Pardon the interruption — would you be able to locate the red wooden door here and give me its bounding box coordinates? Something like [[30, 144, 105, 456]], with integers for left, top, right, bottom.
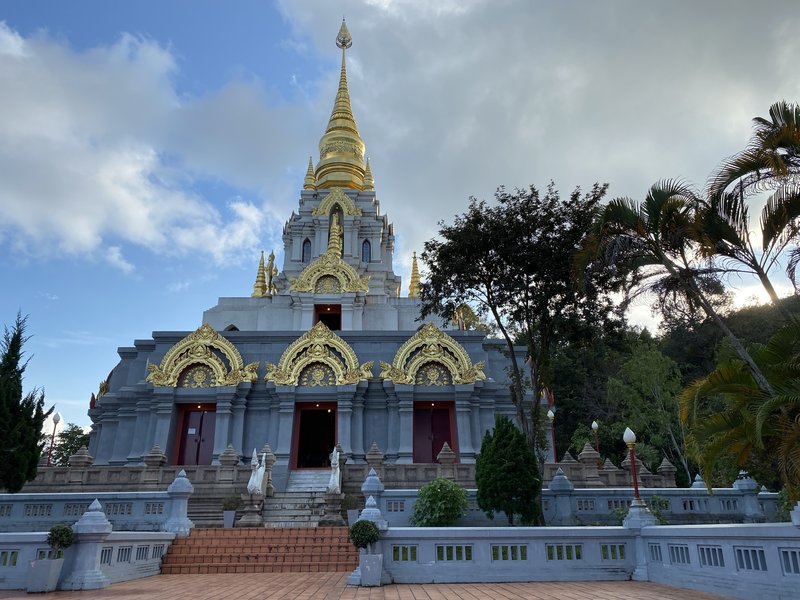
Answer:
[[413, 403, 454, 463], [177, 407, 216, 465]]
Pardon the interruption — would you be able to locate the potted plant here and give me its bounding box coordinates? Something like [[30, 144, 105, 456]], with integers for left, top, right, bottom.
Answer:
[[221, 495, 241, 528], [27, 524, 75, 592], [349, 519, 382, 587]]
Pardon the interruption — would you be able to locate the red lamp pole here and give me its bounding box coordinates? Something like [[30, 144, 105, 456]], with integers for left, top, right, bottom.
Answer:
[[623, 427, 642, 504]]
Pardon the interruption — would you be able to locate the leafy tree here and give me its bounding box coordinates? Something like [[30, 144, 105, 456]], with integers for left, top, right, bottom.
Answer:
[[680, 320, 800, 498], [409, 477, 468, 527], [475, 416, 539, 525], [420, 183, 620, 524], [51, 423, 89, 467], [708, 100, 800, 294], [583, 180, 772, 395], [0, 314, 50, 492]]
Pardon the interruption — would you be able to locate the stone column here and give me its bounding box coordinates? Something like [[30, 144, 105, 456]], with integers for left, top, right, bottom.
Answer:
[[395, 387, 414, 464], [151, 389, 175, 458], [350, 386, 366, 463], [548, 468, 575, 526], [733, 471, 764, 522], [230, 383, 250, 456], [384, 385, 400, 462], [60, 499, 112, 590], [164, 469, 194, 536], [337, 392, 354, 456], [211, 388, 236, 464], [623, 503, 657, 581], [126, 398, 154, 464], [454, 385, 476, 462]]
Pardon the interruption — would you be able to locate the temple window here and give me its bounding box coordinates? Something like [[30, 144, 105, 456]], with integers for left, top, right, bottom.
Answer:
[[302, 238, 312, 263], [361, 240, 371, 263]]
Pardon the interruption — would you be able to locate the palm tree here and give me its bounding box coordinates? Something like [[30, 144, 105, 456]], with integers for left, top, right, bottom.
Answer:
[[707, 101, 800, 295], [679, 320, 800, 498], [583, 179, 773, 394]]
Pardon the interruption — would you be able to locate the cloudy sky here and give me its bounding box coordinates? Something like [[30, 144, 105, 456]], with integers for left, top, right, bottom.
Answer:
[[1, 0, 798, 431]]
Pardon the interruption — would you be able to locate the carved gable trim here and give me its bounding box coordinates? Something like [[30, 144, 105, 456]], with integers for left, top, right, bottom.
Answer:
[[311, 187, 362, 217], [264, 321, 373, 386], [379, 322, 486, 385], [288, 250, 370, 293], [146, 323, 259, 387]]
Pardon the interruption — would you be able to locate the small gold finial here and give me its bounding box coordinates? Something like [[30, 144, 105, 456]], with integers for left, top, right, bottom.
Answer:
[[327, 213, 344, 256], [303, 156, 316, 190], [336, 18, 352, 49], [252, 251, 267, 297], [266, 250, 277, 296], [409, 252, 421, 298], [363, 158, 374, 191]]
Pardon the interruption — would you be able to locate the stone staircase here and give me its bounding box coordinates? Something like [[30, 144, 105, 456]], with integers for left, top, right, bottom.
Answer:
[[161, 526, 358, 574], [286, 469, 330, 492]]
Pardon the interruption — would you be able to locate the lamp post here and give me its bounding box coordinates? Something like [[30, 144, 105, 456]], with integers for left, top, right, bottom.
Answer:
[[591, 420, 599, 453], [547, 408, 557, 462], [47, 411, 61, 467], [623, 426, 644, 506]]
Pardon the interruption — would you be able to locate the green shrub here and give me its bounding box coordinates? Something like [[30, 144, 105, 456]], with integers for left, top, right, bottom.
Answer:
[[46, 524, 74, 556], [410, 477, 467, 527], [342, 494, 361, 510], [349, 519, 381, 550], [221, 495, 241, 511]]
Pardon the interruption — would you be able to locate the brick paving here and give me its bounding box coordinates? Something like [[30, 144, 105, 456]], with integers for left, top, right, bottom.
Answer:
[[0, 572, 735, 599]]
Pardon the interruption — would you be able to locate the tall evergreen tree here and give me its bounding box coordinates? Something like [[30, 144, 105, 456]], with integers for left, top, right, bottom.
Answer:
[[475, 416, 539, 526], [0, 314, 50, 492]]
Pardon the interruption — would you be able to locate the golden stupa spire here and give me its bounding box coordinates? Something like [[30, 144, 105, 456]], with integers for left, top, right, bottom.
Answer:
[[327, 213, 344, 256], [363, 157, 374, 191], [252, 251, 267, 297], [314, 19, 366, 190], [303, 156, 316, 190], [409, 252, 421, 298]]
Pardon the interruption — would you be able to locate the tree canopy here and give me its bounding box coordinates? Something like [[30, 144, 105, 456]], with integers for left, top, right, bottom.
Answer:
[[0, 314, 50, 492]]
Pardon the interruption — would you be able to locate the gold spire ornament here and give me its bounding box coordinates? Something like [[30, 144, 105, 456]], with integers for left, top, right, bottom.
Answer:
[[409, 251, 421, 297], [252, 251, 267, 297], [363, 158, 374, 191], [303, 156, 316, 190], [266, 250, 277, 296], [314, 19, 367, 190], [328, 213, 344, 256]]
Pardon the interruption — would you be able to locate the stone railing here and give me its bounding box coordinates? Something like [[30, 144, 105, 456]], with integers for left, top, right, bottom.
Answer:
[[0, 470, 194, 534], [361, 476, 779, 528], [0, 501, 176, 591]]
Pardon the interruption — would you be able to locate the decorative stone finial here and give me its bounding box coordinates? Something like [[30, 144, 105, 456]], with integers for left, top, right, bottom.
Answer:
[[327, 213, 344, 256], [436, 442, 456, 465], [143, 444, 166, 468], [219, 444, 241, 467], [363, 158, 374, 191], [365, 442, 384, 469], [68, 445, 94, 468]]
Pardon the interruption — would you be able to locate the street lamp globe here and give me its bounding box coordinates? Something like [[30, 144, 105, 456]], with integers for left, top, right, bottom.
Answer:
[[623, 427, 636, 445]]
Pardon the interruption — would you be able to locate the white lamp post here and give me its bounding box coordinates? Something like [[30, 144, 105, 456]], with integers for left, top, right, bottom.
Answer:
[[547, 408, 557, 462], [623, 426, 644, 505], [47, 411, 61, 466]]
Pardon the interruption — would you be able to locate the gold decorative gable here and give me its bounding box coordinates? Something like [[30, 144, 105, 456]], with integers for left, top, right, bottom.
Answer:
[[289, 248, 369, 293], [146, 323, 259, 387], [264, 321, 373, 386], [379, 322, 486, 385], [311, 188, 362, 217]]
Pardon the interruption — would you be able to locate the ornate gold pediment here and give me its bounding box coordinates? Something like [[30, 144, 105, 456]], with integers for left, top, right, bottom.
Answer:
[[264, 321, 373, 386], [311, 187, 362, 217], [379, 322, 486, 385], [289, 248, 369, 293], [146, 323, 259, 387]]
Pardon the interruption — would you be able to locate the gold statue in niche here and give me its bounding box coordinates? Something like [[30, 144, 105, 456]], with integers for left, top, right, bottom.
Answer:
[[328, 212, 344, 257], [415, 362, 452, 386]]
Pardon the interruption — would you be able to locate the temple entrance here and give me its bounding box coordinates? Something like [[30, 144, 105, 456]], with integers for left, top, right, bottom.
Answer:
[[176, 403, 216, 465], [413, 401, 456, 463], [293, 403, 337, 468], [314, 304, 341, 330]]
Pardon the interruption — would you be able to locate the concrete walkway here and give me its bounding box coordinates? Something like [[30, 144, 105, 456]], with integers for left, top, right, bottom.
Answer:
[[0, 572, 735, 599]]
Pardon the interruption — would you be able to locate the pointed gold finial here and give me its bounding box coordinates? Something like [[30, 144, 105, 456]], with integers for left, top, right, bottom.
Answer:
[[303, 156, 316, 190], [252, 251, 267, 297], [327, 213, 344, 256], [266, 250, 277, 296], [363, 157, 374, 191], [315, 19, 366, 190], [409, 252, 421, 298]]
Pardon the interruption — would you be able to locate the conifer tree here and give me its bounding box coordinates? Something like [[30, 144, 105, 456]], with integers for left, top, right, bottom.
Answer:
[[0, 314, 50, 492], [475, 415, 540, 525]]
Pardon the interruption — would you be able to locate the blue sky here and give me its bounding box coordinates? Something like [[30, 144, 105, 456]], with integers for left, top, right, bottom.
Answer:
[[1, 0, 799, 433]]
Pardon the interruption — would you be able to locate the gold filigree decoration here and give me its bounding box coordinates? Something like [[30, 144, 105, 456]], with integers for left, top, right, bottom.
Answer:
[[147, 323, 259, 387], [311, 188, 362, 217], [299, 362, 336, 387], [415, 362, 452, 386], [379, 322, 486, 385], [289, 229, 370, 294], [264, 321, 373, 386], [178, 364, 216, 388]]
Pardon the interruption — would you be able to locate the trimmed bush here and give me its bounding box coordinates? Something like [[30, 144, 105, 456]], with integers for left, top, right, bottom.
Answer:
[[349, 519, 381, 550], [410, 477, 467, 526], [46, 524, 75, 555]]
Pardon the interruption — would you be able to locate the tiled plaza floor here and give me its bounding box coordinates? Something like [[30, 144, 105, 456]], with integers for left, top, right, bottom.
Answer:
[[0, 572, 735, 599]]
